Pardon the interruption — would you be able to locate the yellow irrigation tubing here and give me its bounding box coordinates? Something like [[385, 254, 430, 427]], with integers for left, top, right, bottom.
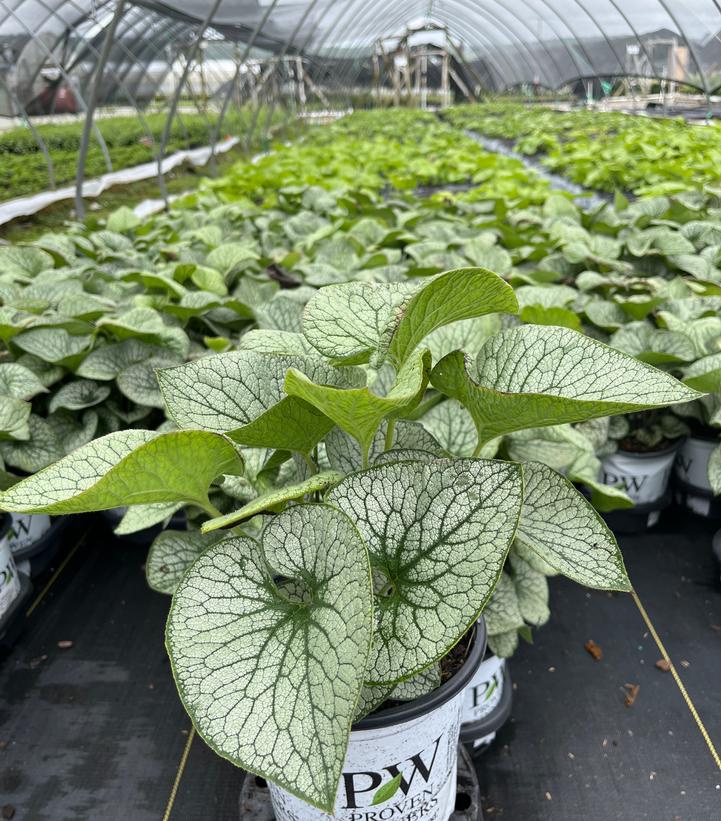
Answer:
[[25, 529, 88, 617], [631, 590, 721, 773], [162, 727, 196, 821]]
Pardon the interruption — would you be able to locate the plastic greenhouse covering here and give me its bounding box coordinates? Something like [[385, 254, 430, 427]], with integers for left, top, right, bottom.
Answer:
[[3, 0, 721, 104], [1, 0, 721, 212]]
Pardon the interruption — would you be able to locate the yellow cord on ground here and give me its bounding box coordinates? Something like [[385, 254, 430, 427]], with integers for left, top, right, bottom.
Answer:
[[631, 590, 721, 773], [25, 529, 88, 616], [162, 727, 196, 821]]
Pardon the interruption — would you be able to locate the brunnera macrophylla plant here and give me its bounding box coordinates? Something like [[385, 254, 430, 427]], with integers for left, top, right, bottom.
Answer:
[[0, 267, 701, 811]]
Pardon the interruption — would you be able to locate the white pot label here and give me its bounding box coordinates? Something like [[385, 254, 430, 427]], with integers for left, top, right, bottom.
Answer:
[[461, 655, 504, 726], [0, 535, 21, 616], [472, 731, 496, 750], [674, 438, 715, 492], [269, 690, 464, 821], [6, 514, 52, 553], [600, 449, 676, 504], [684, 493, 712, 517]]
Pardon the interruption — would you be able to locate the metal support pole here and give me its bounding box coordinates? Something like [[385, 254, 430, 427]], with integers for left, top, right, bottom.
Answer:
[[155, 0, 222, 205], [74, 0, 127, 220]]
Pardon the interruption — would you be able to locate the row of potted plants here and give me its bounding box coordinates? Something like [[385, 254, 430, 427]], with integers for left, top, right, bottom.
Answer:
[[0, 106, 720, 818]]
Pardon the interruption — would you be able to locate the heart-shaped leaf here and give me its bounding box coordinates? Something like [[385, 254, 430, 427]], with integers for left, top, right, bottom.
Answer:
[[431, 326, 701, 449], [146, 529, 221, 594], [166, 504, 373, 812], [381, 268, 517, 368], [0, 430, 243, 515], [159, 351, 364, 453], [0, 363, 48, 400], [327, 458, 522, 684], [515, 462, 630, 591]]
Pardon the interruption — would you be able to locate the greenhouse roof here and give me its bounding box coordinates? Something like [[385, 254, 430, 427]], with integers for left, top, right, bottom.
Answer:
[[1, 0, 721, 111]]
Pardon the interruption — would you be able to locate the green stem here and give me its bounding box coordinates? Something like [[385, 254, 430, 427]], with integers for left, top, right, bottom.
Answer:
[[201, 499, 224, 519], [384, 419, 396, 452], [361, 444, 370, 470], [303, 452, 318, 476]]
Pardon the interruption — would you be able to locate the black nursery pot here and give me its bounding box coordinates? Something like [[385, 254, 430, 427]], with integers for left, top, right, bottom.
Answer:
[[268, 621, 487, 821]]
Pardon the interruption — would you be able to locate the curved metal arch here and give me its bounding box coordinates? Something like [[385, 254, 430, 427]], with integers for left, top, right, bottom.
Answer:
[[207, 0, 283, 172], [438, 0, 568, 85], [319, 0, 537, 87], [311, 0, 534, 92], [319, 9, 517, 94], [0, 72, 56, 188], [155, 0, 223, 203], [243, 0, 326, 151], [322, 0, 591, 91], [654, 0, 711, 95], [75, 0, 126, 217], [0, 0, 114, 172], [560, 0, 627, 78], [560, 71, 707, 96]]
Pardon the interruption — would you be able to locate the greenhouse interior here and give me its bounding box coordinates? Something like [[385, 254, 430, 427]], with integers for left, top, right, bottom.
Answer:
[[3, 1, 721, 819]]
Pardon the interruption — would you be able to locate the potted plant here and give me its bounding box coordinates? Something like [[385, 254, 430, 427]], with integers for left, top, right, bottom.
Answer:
[[671, 394, 721, 518], [595, 410, 687, 530], [0, 268, 699, 819]]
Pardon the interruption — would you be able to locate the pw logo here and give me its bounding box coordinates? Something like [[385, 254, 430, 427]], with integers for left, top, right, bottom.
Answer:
[[342, 735, 441, 809]]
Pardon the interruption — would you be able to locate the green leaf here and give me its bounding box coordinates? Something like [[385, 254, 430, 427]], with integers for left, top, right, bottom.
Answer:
[[509, 551, 549, 627], [515, 462, 630, 591], [285, 350, 431, 461], [166, 505, 374, 812], [0, 414, 64, 473], [0, 396, 31, 441], [0, 363, 48, 400], [431, 326, 701, 448], [48, 380, 111, 413], [302, 281, 416, 364], [381, 268, 518, 368], [0, 430, 243, 515], [205, 242, 258, 274], [708, 442, 721, 495], [158, 351, 363, 453], [483, 573, 524, 636], [390, 665, 441, 701], [76, 339, 163, 380], [327, 458, 522, 684], [146, 529, 220, 594], [0, 245, 54, 279], [115, 502, 183, 536], [683, 353, 721, 393], [372, 774, 403, 806], [202, 470, 343, 532], [106, 206, 140, 233], [12, 328, 93, 367]]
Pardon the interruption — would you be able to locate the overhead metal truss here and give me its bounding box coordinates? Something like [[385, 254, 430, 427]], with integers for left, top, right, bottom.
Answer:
[[1, 0, 721, 211]]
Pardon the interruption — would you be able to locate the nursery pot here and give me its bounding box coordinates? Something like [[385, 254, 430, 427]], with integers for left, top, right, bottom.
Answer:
[[0, 514, 22, 618], [674, 436, 715, 492], [268, 620, 486, 821], [600, 442, 679, 506], [459, 653, 512, 754], [6, 513, 52, 555]]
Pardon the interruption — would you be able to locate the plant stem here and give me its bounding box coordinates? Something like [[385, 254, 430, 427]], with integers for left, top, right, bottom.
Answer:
[[201, 500, 224, 519], [384, 419, 396, 451], [303, 452, 318, 476]]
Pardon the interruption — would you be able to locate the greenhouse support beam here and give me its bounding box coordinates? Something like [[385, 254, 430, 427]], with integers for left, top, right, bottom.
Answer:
[[208, 0, 282, 175], [156, 0, 223, 205], [74, 0, 128, 220], [0, 75, 56, 190]]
